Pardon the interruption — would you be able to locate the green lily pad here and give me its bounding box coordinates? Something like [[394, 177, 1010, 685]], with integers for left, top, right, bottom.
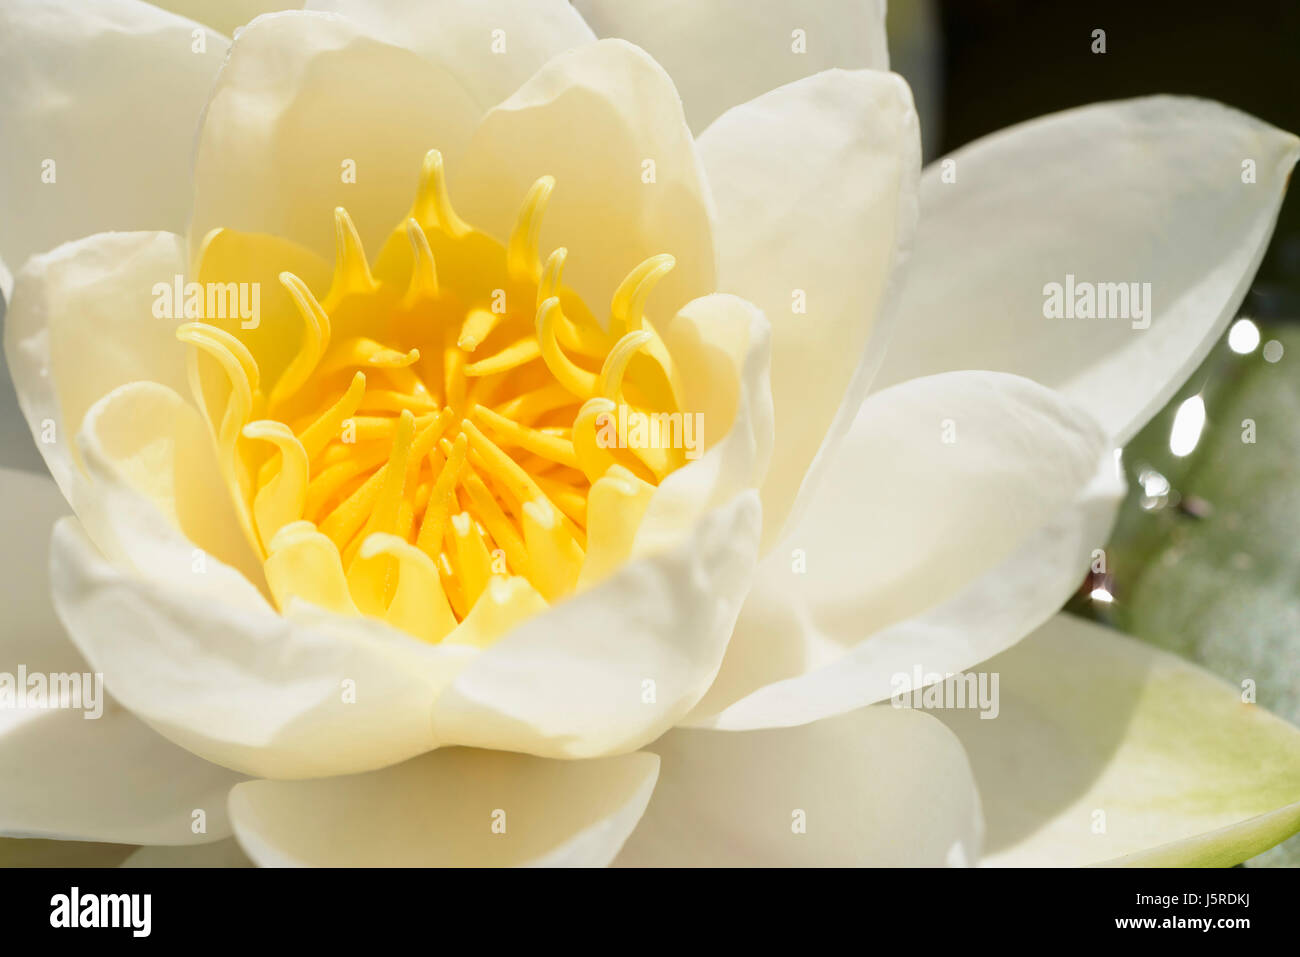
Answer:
[[1073, 320, 1300, 866]]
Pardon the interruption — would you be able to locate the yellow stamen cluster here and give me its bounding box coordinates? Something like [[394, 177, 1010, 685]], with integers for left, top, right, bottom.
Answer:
[[181, 149, 691, 645]]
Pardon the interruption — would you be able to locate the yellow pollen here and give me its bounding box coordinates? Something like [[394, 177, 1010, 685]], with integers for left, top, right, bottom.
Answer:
[[179, 151, 697, 645]]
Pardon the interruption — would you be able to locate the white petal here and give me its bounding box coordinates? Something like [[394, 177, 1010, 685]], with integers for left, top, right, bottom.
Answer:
[[875, 97, 1300, 444], [0, 467, 243, 845], [229, 749, 658, 866], [190, 10, 482, 263], [431, 491, 761, 758], [308, 0, 595, 109], [450, 38, 717, 325], [686, 371, 1124, 730], [50, 515, 478, 779], [0, 699, 241, 845], [148, 1, 302, 36], [697, 69, 920, 549], [573, 0, 888, 134], [122, 838, 253, 867], [4, 232, 192, 516], [935, 614, 1300, 867], [0, 0, 225, 271], [617, 705, 982, 866]]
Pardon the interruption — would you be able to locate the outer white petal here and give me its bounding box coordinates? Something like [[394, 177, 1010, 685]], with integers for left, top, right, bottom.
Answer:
[[686, 371, 1124, 730], [616, 705, 982, 866], [0, 0, 225, 272], [3, 231, 265, 582], [935, 614, 1300, 867], [875, 97, 1300, 444], [698, 69, 920, 550], [450, 39, 717, 326], [573, 0, 888, 134], [308, 0, 596, 110], [190, 10, 482, 264], [148, 1, 302, 36], [430, 493, 760, 758], [5, 232, 192, 516], [0, 467, 243, 845], [50, 515, 478, 780], [229, 750, 658, 866]]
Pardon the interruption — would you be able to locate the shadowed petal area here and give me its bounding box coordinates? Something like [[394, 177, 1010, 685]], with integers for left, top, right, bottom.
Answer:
[[229, 749, 658, 866], [617, 705, 982, 866]]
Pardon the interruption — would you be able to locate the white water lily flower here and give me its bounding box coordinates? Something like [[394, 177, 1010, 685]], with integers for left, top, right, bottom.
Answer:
[[0, 0, 1298, 868]]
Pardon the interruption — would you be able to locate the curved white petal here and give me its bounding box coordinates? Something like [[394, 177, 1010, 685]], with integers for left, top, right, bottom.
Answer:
[[697, 68, 920, 550], [308, 0, 595, 110], [616, 705, 982, 866], [430, 491, 761, 758], [50, 514, 478, 780], [573, 0, 888, 134], [229, 749, 658, 866], [450, 38, 717, 325], [190, 10, 482, 264], [686, 371, 1124, 730], [875, 97, 1300, 444], [0, 0, 225, 271], [935, 614, 1300, 867], [122, 838, 253, 867], [4, 232, 192, 517], [0, 467, 243, 846], [149, 1, 302, 36]]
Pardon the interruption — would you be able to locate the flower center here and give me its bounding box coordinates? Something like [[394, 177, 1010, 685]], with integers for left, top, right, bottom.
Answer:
[[179, 149, 693, 645]]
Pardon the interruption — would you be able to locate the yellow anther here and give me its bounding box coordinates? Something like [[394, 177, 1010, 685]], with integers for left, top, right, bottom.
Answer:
[[461, 468, 529, 574], [355, 388, 437, 416], [177, 322, 259, 406], [243, 420, 310, 551], [359, 533, 457, 642], [578, 466, 656, 589], [445, 576, 548, 648], [298, 372, 365, 460], [463, 335, 541, 377], [318, 338, 420, 378], [416, 433, 467, 558], [572, 397, 620, 484], [444, 343, 467, 415], [471, 404, 580, 470], [538, 247, 567, 305], [345, 410, 417, 612], [273, 271, 331, 408], [597, 330, 653, 400], [522, 498, 584, 602], [458, 307, 501, 353], [493, 382, 580, 424], [412, 149, 469, 237], [402, 218, 439, 305], [449, 511, 494, 608], [612, 253, 675, 331], [326, 206, 379, 306], [508, 175, 555, 283], [537, 297, 598, 398]]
